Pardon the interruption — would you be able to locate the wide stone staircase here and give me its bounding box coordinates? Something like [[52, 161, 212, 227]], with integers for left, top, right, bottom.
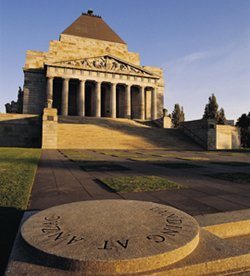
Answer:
[[57, 116, 202, 150]]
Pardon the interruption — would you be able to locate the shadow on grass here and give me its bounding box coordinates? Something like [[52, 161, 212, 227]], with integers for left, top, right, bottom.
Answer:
[[205, 172, 250, 184], [152, 162, 203, 169], [210, 161, 250, 167], [0, 207, 24, 275]]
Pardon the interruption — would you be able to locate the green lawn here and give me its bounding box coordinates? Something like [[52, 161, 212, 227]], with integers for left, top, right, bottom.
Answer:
[[0, 147, 40, 275], [0, 148, 41, 210], [206, 172, 250, 184], [100, 175, 183, 193]]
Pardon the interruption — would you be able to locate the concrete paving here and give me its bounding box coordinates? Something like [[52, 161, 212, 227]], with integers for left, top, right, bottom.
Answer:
[[29, 149, 250, 216], [28, 150, 122, 210]]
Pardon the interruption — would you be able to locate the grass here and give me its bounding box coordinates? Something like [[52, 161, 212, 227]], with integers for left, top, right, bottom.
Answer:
[[206, 172, 250, 184], [0, 147, 41, 275], [177, 157, 210, 161], [153, 162, 203, 169], [100, 175, 183, 193], [0, 148, 41, 209]]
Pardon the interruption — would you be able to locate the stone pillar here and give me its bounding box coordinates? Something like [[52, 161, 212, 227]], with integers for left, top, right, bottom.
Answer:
[[46, 77, 54, 108], [163, 117, 172, 128], [110, 83, 116, 118], [42, 108, 58, 149], [151, 87, 157, 120], [61, 78, 69, 116], [94, 81, 101, 117], [139, 86, 145, 120], [77, 80, 85, 116], [124, 84, 131, 119]]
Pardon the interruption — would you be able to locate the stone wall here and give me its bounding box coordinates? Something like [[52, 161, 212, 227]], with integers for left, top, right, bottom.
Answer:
[[180, 119, 240, 150], [24, 35, 140, 70], [144, 65, 164, 118], [180, 119, 212, 149], [0, 114, 41, 147], [23, 70, 46, 114], [216, 125, 240, 150]]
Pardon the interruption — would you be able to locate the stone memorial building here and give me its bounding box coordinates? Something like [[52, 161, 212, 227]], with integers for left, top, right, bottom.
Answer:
[[23, 10, 164, 120]]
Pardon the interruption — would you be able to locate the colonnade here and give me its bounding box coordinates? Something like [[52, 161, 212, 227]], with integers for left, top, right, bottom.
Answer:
[[46, 77, 157, 120]]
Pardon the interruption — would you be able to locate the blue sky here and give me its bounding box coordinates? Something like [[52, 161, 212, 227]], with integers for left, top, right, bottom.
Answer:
[[0, 0, 249, 121]]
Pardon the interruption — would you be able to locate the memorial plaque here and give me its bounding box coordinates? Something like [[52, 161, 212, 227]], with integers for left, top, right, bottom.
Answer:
[[21, 200, 200, 274]]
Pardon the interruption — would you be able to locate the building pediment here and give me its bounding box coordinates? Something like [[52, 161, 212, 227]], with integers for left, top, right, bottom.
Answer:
[[47, 55, 159, 78]]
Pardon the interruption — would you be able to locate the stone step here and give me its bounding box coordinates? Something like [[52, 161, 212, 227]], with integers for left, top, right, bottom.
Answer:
[[57, 117, 202, 150]]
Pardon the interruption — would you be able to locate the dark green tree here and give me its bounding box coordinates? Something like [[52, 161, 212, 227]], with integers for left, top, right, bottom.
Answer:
[[203, 93, 219, 120], [203, 93, 226, 124], [172, 104, 185, 128], [217, 108, 227, 125], [236, 112, 250, 147]]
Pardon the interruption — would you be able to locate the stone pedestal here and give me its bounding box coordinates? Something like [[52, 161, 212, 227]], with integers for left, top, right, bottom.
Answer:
[[42, 108, 58, 149], [21, 200, 199, 274], [163, 116, 172, 128]]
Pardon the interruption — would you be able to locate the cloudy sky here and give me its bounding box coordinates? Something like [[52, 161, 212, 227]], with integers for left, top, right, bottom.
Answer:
[[0, 0, 249, 121]]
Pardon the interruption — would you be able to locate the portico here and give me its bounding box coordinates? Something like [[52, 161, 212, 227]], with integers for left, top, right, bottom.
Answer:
[[46, 56, 159, 120]]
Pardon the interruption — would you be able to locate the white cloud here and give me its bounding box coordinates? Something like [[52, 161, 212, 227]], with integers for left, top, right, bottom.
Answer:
[[181, 51, 212, 63]]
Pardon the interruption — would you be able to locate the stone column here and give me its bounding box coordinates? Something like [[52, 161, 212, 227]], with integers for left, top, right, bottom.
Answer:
[[42, 108, 58, 149], [61, 78, 69, 116], [77, 80, 85, 116], [110, 83, 117, 118], [46, 77, 54, 108], [151, 87, 157, 120], [124, 84, 131, 119], [139, 86, 145, 120], [94, 81, 101, 117]]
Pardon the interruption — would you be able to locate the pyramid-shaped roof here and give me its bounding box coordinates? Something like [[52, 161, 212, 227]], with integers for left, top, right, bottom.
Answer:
[[61, 11, 126, 45]]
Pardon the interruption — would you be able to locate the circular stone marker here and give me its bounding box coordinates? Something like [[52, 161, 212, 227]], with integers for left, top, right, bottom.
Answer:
[[21, 200, 200, 274]]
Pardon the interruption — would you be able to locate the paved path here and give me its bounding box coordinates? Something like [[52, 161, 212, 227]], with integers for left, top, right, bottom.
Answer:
[[29, 149, 250, 216], [28, 150, 122, 210]]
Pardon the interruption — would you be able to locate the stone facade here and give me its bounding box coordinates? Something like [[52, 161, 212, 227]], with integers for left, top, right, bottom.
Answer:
[[23, 12, 164, 120], [180, 119, 241, 150]]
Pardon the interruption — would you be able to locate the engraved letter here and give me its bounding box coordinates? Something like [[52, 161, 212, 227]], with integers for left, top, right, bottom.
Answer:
[[41, 225, 61, 233], [67, 236, 85, 245], [44, 215, 60, 221], [147, 235, 165, 243], [98, 240, 112, 250], [48, 231, 71, 241], [116, 240, 129, 249], [162, 228, 179, 236], [166, 213, 182, 225]]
